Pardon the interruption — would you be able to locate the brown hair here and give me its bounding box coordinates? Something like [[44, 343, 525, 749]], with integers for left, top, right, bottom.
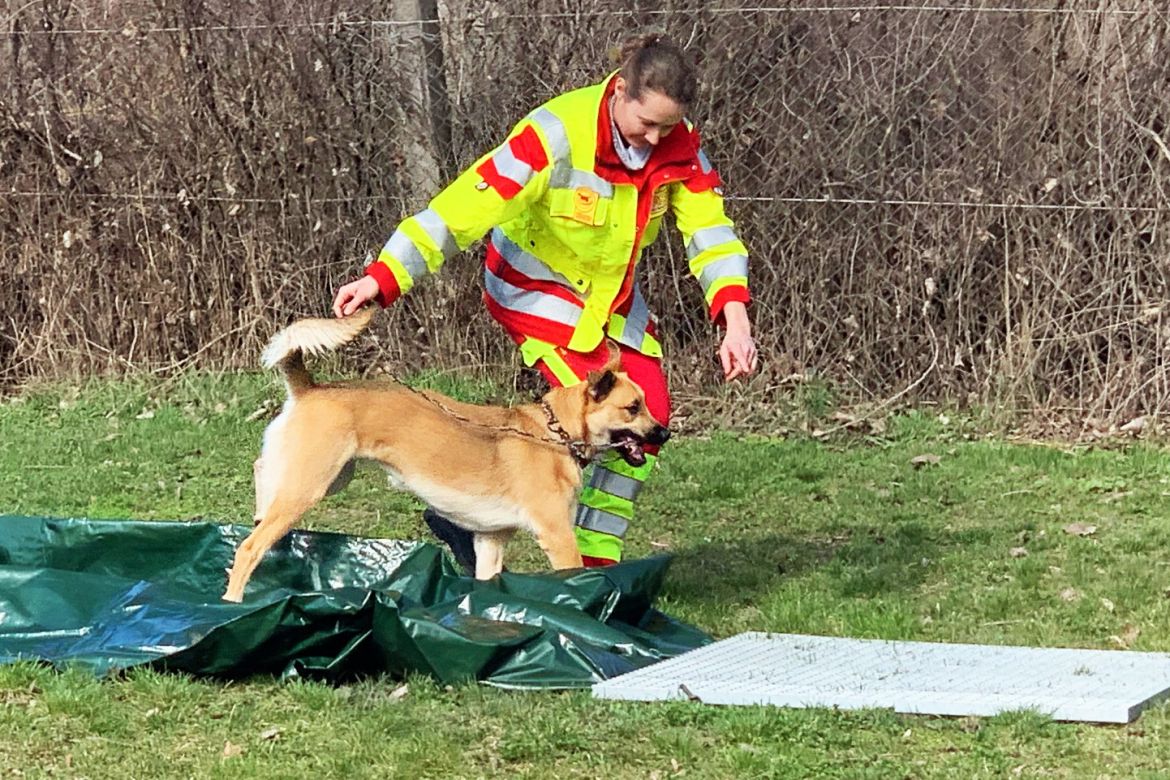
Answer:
[[614, 33, 697, 107]]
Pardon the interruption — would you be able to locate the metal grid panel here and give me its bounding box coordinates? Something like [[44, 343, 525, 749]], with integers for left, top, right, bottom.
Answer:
[[592, 632, 1170, 723]]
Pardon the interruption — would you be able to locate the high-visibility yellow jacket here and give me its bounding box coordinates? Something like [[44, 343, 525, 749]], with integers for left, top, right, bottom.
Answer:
[[364, 72, 750, 358]]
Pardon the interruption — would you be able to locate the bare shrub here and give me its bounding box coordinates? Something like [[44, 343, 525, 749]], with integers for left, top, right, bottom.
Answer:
[[2, 1, 1167, 423]]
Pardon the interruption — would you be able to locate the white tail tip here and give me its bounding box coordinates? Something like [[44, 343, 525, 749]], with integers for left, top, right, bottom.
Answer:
[[260, 307, 375, 367]]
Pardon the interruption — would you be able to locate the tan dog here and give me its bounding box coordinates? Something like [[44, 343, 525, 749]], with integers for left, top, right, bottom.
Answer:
[[222, 307, 669, 602]]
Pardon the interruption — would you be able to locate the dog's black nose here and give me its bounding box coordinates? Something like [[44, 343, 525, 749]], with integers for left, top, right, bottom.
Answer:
[[647, 425, 670, 446]]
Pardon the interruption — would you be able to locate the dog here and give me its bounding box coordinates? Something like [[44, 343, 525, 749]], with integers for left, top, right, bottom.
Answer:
[[222, 306, 669, 602]]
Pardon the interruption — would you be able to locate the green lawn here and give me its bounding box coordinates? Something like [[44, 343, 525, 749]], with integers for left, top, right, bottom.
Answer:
[[2, 372, 1169, 778]]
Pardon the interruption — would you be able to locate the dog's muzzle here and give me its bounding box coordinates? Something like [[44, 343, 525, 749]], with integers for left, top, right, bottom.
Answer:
[[610, 425, 671, 467], [646, 425, 670, 447]]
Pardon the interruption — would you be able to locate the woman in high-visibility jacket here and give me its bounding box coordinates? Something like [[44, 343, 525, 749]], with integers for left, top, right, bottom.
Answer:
[[332, 33, 757, 571]]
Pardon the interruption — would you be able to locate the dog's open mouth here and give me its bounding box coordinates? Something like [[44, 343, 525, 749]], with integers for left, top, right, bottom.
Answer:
[[610, 430, 647, 467]]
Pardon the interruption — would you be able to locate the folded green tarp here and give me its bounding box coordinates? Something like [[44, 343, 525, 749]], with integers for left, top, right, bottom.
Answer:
[[0, 515, 709, 687]]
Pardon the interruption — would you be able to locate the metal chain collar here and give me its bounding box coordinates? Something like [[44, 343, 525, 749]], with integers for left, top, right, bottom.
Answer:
[[539, 399, 593, 467], [401, 383, 596, 466]]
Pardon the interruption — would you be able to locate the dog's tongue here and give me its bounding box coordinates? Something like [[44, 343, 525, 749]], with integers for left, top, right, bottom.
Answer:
[[617, 435, 646, 467]]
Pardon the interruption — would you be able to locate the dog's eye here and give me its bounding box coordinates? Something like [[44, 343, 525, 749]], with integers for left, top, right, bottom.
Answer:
[[626, 401, 641, 415]]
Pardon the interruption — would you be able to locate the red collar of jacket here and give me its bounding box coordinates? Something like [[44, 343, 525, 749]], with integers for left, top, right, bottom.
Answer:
[[594, 76, 700, 188]]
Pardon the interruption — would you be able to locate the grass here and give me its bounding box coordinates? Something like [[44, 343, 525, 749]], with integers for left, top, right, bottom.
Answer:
[[2, 371, 1170, 778]]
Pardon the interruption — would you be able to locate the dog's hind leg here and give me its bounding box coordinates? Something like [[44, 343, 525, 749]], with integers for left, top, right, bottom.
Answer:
[[223, 491, 319, 602], [225, 434, 354, 602], [252, 457, 273, 525], [472, 530, 515, 580], [252, 444, 352, 528]]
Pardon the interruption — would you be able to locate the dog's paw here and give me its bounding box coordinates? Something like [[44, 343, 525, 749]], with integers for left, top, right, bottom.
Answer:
[[222, 568, 244, 603]]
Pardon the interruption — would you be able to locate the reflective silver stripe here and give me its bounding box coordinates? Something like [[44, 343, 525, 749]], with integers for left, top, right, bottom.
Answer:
[[529, 108, 570, 162], [549, 168, 614, 197], [686, 225, 739, 260], [575, 506, 629, 538], [618, 284, 652, 349], [697, 148, 713, 174], [531, 107, 614, 198], [698, 254, 750, 293], [383, 228, 429, 280], [490, 229, 577, 288], [414, 208, 458, 261], [484, 266, 583, 326], [490, 141, 535, 190], [588, 466, 643, 501], [569, 170, 613, 196]]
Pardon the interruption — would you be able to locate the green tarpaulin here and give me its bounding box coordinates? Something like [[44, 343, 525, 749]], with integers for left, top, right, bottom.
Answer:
[[0, 515, 708, 687]]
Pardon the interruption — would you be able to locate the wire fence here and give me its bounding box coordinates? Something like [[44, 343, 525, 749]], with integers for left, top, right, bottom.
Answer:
[[3, 0, 1168, 423]]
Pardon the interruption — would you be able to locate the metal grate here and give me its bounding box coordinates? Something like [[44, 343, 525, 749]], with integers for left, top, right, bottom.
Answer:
[[592, 632, 1170, 723]]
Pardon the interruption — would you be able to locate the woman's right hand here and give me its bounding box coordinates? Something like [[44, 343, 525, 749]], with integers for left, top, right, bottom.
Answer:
[[332, 276, 381, 317]]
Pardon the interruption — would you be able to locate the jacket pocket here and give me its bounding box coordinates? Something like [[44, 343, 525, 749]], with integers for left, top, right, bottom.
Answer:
[[548, 185, 611, 227]]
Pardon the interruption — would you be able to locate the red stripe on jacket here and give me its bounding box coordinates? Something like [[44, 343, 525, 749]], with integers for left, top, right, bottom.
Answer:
[[475, 124, 550, 199], [485, 241, 585, 308]]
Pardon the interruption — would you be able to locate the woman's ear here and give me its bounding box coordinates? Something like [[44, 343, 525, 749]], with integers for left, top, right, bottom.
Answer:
[[613, 76, 627, 100]]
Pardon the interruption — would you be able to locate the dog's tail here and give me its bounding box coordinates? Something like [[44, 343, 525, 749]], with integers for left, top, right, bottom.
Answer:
[[261, 306, 377, 395]]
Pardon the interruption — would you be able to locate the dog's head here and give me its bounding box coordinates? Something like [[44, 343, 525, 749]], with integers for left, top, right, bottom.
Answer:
[[580, 347, 670, 467]]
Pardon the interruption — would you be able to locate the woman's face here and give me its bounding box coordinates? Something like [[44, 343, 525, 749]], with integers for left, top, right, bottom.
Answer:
[[612, 77, 685, 150]]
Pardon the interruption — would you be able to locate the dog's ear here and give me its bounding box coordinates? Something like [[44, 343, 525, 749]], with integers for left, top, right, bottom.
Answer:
[[603, 340, 622, 372], [587, 369, 618, 402]]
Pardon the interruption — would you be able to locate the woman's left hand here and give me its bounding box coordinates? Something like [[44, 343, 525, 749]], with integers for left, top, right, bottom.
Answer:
[[718, 301, 758, 381]]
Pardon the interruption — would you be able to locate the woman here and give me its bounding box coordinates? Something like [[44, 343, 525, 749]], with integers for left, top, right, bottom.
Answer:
[[332, 33, 757, 571]]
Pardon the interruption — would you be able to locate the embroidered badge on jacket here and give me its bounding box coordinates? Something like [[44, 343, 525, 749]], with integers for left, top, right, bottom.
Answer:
[[650, 187, 669, 218], [572, 186, 599, 223]]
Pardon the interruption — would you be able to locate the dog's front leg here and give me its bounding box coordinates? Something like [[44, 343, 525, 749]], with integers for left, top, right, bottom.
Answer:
[[531, 507, 585, 572], [472, 530, 514, 580]]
